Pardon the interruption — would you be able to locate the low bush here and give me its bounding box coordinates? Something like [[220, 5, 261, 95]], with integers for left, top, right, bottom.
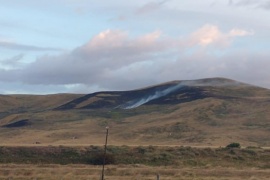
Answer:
[[226, 142, 241, 148]]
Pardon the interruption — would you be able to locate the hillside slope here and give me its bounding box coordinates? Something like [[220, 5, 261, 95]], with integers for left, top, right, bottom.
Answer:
[[55, 78, 250, 110], [0, 78, 270, 147]]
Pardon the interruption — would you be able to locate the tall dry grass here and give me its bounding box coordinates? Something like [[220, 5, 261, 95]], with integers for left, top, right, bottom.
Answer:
[[0, 164, 270, 180]]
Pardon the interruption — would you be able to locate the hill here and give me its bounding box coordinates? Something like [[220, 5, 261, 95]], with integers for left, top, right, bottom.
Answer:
[[0, 77, 270, 147]]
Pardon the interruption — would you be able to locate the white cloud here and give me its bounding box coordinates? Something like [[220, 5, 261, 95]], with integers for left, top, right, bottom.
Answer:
[[14, 29, 171, 88], [82, 29, 128, 49], [228, 28, 254, 36], [188, 24, 253, 47]]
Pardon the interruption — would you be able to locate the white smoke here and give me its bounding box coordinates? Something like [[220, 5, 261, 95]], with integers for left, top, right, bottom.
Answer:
[[118, 83, 184, 109], [117, 78, 245, 109]]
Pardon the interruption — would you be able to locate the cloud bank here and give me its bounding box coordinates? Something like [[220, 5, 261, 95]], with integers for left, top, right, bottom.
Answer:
[[1, 24, 263, 93]]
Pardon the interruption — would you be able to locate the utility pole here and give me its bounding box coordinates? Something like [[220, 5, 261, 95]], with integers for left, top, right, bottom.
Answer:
[[101, 126, 109, 180]]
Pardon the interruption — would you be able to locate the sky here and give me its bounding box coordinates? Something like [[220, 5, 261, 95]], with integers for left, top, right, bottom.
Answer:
[[1, 0, 270, 94]]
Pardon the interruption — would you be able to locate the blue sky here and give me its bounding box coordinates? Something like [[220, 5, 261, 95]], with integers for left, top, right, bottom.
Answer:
[[0, 0, 270, 94]]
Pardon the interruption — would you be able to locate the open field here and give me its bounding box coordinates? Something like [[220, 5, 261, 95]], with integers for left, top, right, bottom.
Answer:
[[1, 164, 270, 180], [0, 145, 270, 179]]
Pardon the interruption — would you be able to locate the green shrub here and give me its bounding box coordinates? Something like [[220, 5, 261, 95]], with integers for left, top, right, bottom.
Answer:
[[226, 142, 241, 148]]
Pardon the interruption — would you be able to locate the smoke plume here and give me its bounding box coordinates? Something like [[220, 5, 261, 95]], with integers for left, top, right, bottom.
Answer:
[[117, 83, 183, 109], [117, 78, 245, 109]]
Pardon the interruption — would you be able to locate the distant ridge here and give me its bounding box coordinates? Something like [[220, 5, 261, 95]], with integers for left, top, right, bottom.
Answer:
[[55, 77, 250, 110]]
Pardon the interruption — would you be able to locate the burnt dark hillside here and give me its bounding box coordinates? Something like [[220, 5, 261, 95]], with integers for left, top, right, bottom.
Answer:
[[54, 78, 257, 110], [55, 81, 182, 110]]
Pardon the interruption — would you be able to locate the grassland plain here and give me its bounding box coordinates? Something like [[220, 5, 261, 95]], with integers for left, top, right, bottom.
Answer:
[[0, 145, 270, 179]]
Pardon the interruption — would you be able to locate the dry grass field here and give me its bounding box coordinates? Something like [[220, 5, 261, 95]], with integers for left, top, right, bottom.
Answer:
[[0, 145, 269, 179], [0, 164, 270, 180]]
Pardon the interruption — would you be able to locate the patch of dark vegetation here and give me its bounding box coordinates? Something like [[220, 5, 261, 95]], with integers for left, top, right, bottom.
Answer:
[[0, 146, 269, 168], [226, 142, 241, 148], [146, 86, 210, 105], [86, 152, 115, 165], [64, 103, 177, 121], [55, 83, 182, 110], [54, 93, 99, 110], [53, 78, 268, 112], [54, 83, 214, 111], [2, 119, 31, 128]]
